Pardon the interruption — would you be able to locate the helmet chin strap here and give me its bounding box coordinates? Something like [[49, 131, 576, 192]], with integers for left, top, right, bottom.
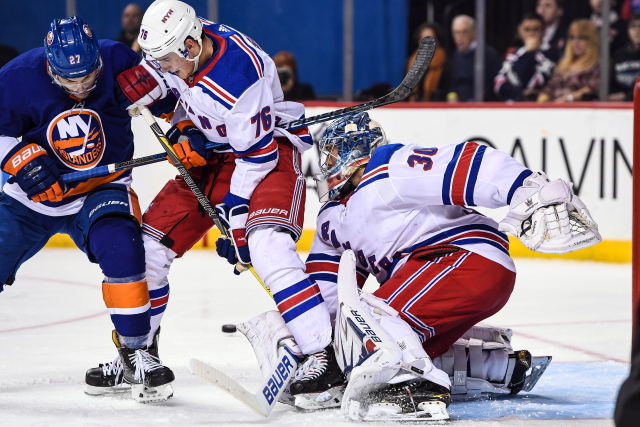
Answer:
[[185, 36, 203, 76]]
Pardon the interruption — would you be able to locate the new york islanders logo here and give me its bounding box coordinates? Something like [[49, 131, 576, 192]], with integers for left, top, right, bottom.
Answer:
[[46, 109, 106, 170]]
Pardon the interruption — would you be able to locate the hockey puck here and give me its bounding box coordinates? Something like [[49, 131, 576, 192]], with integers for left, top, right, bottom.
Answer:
[[222, 324, 237, 333]]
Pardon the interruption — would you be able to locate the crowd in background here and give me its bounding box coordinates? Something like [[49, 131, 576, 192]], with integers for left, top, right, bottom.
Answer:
[[2, 1, 640, 103], [405, 0, 640, 102]]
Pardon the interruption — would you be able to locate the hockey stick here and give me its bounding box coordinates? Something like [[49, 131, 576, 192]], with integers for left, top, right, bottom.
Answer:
[[190, 344, 299, 417], [279, 36, 436, 131], [139, 106, 272, 297], [60, 142, 227, 184]]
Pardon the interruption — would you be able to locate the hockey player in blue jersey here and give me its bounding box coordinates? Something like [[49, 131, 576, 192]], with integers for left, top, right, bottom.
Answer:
[[0, 16, 174, 402]]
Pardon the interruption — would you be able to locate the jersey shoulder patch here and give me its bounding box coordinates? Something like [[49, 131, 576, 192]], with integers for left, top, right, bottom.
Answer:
[[195, 27, 265, 110]]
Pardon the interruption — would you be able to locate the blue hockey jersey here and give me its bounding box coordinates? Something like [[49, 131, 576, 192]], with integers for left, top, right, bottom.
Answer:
[[0, 40, 162, 216]]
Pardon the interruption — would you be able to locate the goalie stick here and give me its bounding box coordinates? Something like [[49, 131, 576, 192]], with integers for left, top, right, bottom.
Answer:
[[139, 106, 272, 296], [190, 344, 299, 417], [280, 36, 436, 131]]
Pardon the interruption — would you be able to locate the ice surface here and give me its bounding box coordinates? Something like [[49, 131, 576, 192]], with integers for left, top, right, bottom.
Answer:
[[0, 249, 630, 426]]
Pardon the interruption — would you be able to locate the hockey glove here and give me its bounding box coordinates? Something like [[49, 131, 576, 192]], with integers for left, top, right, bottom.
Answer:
[[215, 202, 251, 273], [166, 121, 211, 169], [1, 142, 65, 202], [498, 171, 601, 254], [115, 63, 163, 114]]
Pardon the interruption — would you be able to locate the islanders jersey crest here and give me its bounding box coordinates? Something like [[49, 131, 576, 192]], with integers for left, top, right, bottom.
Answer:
[[46, 109, 106, 170]]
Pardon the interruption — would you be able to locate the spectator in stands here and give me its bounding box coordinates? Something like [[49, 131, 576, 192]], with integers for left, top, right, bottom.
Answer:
[[537, 0, 568, 52], [406, 22, 447, 101], [590, 0, 629, 55], [538, 20, 600, 102], [609, 13, 640, 101], [273, 51, 315, 101], [495, 13, 559, 101], [116, 3, 143, 55], [444, 15, 502, 102]]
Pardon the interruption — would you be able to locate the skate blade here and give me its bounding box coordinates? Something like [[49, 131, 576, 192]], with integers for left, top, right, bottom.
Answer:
[[351, 400, 450, 422], [84, 384, 131, 396], [521, 356, 552, 393], [131, 383, 174, 403], [294, 385, 344, 411]]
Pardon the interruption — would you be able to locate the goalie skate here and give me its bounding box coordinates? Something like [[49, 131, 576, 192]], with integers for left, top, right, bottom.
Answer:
[[293, 385, 345, 410], [345, 366, 450, 422]]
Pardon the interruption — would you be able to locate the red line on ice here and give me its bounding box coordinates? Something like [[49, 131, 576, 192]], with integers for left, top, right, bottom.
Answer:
[[0, 275, 106, 334], [511, 329, 628, 364]]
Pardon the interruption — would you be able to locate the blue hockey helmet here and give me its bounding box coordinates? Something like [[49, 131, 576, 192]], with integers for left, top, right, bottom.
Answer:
[[45, 16, 103, 95], [315, 112, 387, 202]]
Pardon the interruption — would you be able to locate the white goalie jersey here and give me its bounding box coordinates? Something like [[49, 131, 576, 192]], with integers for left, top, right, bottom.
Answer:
[[306, 141, 532, 305]]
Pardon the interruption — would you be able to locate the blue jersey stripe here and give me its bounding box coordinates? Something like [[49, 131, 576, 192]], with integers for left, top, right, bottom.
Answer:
[[149, 284, 169, 299], [507, 169, 534, 205], [273, 278, 315, 305], [452, 237, 511, 255], [281, 293, 324, 323], [197, 83, 233, 110], [233, 131, 274, 156], [307, 252, 341, 262], [239, 150, 278, 164], [309, 272, 338, 283], [353, 172, 389, 194], [465, 145, 486, 206], [442, 142, 465, 205]]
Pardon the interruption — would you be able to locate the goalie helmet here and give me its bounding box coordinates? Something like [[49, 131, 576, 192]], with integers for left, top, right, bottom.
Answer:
[[44, 16, 103, 95], [316, 112, 387, 202], [138, 0, 203, 60]]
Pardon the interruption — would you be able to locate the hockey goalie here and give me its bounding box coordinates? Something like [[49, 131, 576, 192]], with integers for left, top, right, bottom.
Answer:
[[228, 112, 599, 420]]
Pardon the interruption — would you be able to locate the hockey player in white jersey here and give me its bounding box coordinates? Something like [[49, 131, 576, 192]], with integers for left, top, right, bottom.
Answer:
[[275, 111, 599, 419], [101, 0, 340, 399]]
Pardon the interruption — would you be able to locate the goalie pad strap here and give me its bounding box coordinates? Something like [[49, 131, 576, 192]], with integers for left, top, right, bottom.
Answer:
[[469, 338, 484, 380]]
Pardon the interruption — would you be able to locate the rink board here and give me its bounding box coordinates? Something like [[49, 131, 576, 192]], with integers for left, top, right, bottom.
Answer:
[[449, 362, 627, 421]]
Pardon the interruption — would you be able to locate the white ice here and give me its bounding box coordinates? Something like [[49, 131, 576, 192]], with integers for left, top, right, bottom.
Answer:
[[0, 249, 630, 427]]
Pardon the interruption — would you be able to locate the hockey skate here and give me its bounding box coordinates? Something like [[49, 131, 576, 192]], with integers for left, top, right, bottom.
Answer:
[[85, 328, 174, 403], [290, 344, 346, 410], [351, 377, 451, 421]]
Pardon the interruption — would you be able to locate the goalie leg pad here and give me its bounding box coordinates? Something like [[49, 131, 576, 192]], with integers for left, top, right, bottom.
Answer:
[[335, 250, 450, 420], [237, 310, 303, 405]]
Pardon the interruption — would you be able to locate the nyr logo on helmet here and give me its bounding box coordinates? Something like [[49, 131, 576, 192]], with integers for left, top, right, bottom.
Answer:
[[83, 24, 93, 38], [46, 109, 106, 170], [161, 9, 174, 23]]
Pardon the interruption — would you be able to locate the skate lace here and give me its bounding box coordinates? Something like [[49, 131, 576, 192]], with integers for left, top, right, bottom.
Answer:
[[101, 356, 124, 384], [129, 349, 164, 382], [293, 350, 328, 382]]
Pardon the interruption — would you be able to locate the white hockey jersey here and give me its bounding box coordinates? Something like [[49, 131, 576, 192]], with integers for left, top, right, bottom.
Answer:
[[144, 19, 312, 207], [306, 141, 532, 313]]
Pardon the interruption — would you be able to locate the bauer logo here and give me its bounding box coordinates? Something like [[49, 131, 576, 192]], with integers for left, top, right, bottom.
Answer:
[[46, 109, 106, 170], [261, 353, 294, 405]]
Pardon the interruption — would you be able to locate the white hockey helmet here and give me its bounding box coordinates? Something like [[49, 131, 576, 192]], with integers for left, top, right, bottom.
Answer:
[[138, 0, 202, 59]]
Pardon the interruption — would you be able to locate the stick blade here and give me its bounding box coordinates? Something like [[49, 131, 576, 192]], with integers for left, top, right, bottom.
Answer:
[[189, 358, 269, 417]]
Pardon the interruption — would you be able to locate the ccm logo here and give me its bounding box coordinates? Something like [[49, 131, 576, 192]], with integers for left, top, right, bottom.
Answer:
[[248, 208, 289, 219], [161, 9, 174, 23], [262, 354, 294, 405]]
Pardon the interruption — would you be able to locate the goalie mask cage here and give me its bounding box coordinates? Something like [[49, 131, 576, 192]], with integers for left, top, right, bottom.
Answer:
[[634, 78, 640, 337]]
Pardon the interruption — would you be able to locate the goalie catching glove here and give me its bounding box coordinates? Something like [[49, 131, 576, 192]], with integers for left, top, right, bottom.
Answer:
[[498, 171, 601, 254]]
